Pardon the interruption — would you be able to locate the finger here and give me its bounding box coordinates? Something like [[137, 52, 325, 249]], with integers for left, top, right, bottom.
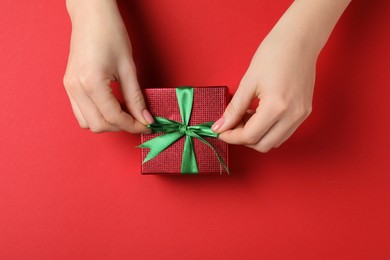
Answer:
[[87, 79, 148, 134], [118, 63, 154, 126], [274, 123, 301, 148], [252, 106, 310, 151], [247, 119, 291, 152], [230, 111, 255, 130], [212, 79, 256, 133], [246, 109, 255, 115], [65, 89, 88, 128], [274, 114, 307, 148], [218, 99, 282, 145], [274, 105, 312, 148], [242, 110, 255, 123], [70, 87, 120, 133]]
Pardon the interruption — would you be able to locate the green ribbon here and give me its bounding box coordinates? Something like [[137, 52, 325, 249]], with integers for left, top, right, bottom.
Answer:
[[138, 87, 229, 174]]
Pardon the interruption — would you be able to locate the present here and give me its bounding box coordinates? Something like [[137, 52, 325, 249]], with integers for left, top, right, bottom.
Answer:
[[138, 86, 229, 175]]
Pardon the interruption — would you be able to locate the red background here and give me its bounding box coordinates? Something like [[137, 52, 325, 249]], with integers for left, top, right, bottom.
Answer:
[[1, 0, 389, 259]]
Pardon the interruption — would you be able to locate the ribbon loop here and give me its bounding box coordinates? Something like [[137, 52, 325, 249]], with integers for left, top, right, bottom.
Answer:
[[138, 87, 229, 174]]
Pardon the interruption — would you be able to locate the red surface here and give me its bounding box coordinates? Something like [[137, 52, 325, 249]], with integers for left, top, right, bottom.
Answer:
[[1, 0, 390, 259], [141, 87, 229, 175]]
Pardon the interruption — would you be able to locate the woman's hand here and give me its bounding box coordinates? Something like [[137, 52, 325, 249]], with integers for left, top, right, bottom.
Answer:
[[213, 0, 351, 152], [213, 31, 316, 152], [64, 0, 153, 133]]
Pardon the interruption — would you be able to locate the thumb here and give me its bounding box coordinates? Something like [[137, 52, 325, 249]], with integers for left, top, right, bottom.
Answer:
[[119, 65, 154, 126], [212, 81, 255, 133]]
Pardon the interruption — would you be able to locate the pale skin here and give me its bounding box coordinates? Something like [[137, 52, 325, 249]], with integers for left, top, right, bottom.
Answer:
[[64, 0, 351, 152]]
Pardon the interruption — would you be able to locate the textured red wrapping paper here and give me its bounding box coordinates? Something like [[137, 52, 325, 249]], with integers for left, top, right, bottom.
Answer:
[[141, 86, 229, 175]]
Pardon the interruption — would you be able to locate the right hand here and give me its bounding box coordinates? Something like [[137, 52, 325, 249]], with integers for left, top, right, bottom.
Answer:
[[63, 0, 154, 133]]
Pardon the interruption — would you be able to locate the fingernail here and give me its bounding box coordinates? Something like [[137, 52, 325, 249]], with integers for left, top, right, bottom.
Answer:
[[212, 117, 225, 132], [143, 109, 154, 125]]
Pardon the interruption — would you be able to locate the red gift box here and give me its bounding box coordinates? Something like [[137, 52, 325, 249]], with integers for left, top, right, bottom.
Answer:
[[140, 86, 229, 175]]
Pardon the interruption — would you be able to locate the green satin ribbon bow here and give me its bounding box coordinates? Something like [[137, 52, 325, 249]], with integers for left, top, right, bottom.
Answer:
[[138, 87, 229, 174]]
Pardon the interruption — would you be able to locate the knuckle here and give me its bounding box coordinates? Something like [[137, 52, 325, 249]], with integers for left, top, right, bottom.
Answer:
[[304, 105, 313, 117], [239, 75, 251, 88], [122, 60, 137, 75], [81, 81, 97, 95], [129, 88, 145, 107], [128, 127, 142, 135], [76, 118, 89, 129], [256, 144, 272, 153], [292, 103, 312, 121], [243, 131, 260, 145], [225, 101, 240, 117], [79, 123, 89, 129], [64, 71, 101, 95], [105, 110, 122, 125], [63, 75, 78, 92], [89, 123, 107, 133], [269, 97, 289, 115], [255, 138, 274, 153], [78, 72, 102, 95]]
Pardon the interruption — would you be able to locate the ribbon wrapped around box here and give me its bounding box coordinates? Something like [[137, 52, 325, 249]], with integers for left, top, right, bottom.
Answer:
[[138, 86, 229, 175]]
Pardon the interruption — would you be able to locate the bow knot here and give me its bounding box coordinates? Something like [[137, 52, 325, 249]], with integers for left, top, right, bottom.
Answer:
[[179, 124, 189, 134]]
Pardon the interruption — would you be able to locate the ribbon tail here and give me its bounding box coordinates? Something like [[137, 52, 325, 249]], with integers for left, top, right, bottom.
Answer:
[[181, 136, 198, 174], [138, 132, 184, 163], [189, 132, 229, 175]]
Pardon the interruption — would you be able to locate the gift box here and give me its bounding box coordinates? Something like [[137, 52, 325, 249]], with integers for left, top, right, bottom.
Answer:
[[139, 86, 229, 175]]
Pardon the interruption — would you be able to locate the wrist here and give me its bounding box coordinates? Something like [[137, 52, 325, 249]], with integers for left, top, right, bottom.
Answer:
[[267, 0, 351, 57], [66, 0, 118, 20]]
